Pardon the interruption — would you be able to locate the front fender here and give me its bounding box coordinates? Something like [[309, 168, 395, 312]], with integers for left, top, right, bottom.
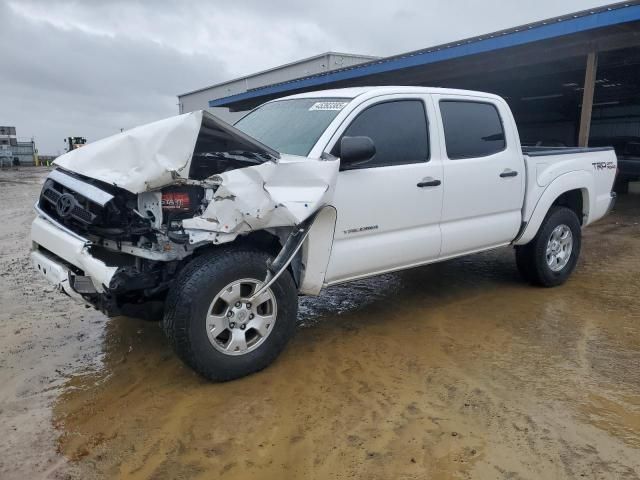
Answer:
[[515, 171, 592, 245], [298, 206, 337, 295]]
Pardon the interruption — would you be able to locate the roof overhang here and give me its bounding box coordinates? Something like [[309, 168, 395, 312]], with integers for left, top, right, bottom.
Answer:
[[210, 1, 640, 111]]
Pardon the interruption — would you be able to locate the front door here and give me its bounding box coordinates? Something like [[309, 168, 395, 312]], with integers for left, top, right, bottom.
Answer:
[[323, 96, 443, 284]]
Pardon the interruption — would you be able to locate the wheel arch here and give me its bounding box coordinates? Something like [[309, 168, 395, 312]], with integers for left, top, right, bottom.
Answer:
[[552, 188, 589, 226], [186, 229, 291, 284], [515, 171, 593, 246], [190, 229, 284, 258], [184, 205, 338, 296]]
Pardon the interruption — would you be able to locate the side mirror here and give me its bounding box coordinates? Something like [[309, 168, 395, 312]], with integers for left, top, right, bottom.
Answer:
[[339, 136, 376, 168]]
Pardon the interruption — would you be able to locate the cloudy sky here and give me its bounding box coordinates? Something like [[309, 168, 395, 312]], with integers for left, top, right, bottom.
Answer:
[[0, 0, 614, 154]]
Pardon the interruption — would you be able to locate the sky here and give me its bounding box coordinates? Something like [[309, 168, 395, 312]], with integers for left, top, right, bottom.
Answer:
[[0, 0, 615, 155]]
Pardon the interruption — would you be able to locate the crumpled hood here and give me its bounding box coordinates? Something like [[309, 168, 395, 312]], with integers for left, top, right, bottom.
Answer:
[[55, 111, 203, 193], [54, 110, 279, 193]]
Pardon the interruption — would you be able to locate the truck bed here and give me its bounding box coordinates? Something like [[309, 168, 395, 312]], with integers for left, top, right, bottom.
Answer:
[[519, 145, 617, 240]]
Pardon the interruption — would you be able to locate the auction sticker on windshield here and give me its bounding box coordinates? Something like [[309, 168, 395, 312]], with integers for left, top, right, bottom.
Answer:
[[309, 101, 349, 111]]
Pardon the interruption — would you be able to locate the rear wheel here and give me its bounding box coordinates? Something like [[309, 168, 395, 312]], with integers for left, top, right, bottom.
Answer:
[[163, 248, 298, 381], [515, 206, 581, 287]]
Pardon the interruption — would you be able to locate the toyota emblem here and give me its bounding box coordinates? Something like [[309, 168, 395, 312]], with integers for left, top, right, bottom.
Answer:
[[56, 193, 76, 218]]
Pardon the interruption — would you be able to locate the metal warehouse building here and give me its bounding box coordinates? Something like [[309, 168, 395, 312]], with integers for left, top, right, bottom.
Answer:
[[178, 1, 640, 182], [178, 52, 378, 123]]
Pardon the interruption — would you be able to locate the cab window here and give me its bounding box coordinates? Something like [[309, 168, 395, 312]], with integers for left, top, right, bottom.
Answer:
[[332, 100, 429, 169], [439, 101, 506, 159]]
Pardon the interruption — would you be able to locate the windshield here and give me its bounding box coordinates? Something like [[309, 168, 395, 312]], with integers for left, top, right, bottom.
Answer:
[[234, 98, 350, 156]]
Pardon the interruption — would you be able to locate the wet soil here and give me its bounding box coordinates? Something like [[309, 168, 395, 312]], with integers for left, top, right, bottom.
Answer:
[[1, 167, 639, 479]]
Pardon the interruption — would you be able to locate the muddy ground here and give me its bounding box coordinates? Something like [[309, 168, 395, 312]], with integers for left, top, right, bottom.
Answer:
[[0, 167, 638, 479]]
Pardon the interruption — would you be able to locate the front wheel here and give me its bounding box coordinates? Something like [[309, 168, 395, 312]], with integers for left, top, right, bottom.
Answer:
[[163, 248, 298, 381], [515, 206, 582, 287]]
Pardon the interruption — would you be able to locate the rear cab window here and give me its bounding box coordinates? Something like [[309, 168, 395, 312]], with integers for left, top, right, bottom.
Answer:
[[439, 100, 506, 159]]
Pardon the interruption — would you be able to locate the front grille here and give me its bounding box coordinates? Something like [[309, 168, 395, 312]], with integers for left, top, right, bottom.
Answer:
[[72, 205, 94, 223], [42, 187, 58, 204], [38, 170, 154, 242], [39, 178, 101, 232]]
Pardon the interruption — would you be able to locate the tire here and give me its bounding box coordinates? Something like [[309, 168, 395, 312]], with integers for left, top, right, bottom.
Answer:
[[163, 247, 298, 381], [515, 206, 582, 287]]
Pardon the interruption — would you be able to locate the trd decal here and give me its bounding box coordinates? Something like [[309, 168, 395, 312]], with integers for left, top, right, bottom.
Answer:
[[592, 161, 616, 170]]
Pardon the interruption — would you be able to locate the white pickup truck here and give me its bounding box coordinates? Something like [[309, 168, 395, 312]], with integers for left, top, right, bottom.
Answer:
[[31, 87, 617, 381]]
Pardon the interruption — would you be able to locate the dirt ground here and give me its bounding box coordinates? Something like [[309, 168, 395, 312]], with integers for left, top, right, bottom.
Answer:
[[0, 167, 639, 480]]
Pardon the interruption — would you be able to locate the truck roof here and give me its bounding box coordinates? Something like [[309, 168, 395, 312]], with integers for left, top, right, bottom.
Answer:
[[279, 86, 504, 102]]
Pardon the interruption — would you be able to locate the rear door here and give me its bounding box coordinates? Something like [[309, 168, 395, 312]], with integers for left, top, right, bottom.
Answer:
[[323, 95, 443, 283], [434, 95, 525, 257]]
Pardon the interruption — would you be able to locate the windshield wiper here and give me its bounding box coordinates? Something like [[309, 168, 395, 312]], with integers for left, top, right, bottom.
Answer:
[[196, 150, 276, 164]]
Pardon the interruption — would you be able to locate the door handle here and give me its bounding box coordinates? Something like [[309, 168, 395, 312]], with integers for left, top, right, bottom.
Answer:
[[500, 169, 518, 178], [417, 178, 441, 188]]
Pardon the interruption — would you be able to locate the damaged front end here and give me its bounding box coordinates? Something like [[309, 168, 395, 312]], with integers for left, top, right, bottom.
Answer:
[[31, 110, 338, 318]]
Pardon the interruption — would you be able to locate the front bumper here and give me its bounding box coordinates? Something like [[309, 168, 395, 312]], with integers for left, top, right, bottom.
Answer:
[[31, 212, 118, 298], [31, 249, 86, 302]]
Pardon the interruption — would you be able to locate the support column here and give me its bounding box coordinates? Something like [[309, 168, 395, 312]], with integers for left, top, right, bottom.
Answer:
[[578, 51, 598, 147]]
